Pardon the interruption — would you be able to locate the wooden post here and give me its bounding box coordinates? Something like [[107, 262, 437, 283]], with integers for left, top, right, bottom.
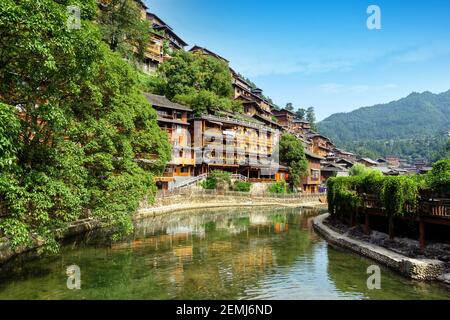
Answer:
[[388, 216, 394, 240], [419, 219, 425, 250], [364, 212, 370, 235]]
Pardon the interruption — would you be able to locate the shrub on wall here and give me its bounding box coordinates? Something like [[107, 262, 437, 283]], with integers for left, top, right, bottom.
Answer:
[[201, 171, 231, 191], [327, 171, 428, 219], [268, 181, 288, 194], [233, 181, 251, 192]]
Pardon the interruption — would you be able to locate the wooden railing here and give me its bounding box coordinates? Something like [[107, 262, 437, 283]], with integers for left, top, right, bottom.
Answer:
[[419, 197, 450, 217], [362, 194, 449, 218]]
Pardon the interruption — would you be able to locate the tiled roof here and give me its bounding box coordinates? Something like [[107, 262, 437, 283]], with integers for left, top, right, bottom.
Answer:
[[145, 93, 192, 112], [304, 150, 325, 160]]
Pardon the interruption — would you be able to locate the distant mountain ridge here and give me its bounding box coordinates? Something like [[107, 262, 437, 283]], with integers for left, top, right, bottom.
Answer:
[[317, 90, 450, 161]]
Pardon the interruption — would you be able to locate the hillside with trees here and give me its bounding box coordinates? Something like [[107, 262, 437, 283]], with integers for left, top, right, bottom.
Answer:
[[318, 90, 450, 161]]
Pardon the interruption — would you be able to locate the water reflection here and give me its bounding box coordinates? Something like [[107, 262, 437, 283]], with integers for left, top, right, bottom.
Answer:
[[0, 207, 448, 300]]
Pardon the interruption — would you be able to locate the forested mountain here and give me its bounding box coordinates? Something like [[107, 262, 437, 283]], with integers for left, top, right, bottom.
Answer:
[[318, 90, 450, 161]]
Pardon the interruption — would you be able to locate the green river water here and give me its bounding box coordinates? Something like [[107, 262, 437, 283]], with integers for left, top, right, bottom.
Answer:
[[0, 207, 448, 300]]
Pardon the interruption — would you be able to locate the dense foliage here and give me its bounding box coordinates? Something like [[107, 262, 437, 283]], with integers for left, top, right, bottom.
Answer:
[[268, 181, 288, 194], [200, 171, 232, 191], [0, 0, 171, 251], [306, 107, 317, 132], [318, 90, 450, 161], [327, 159, 449, 219], [148, 50, 241, 116], [279, 134, 308, 190], [426, 159, 450, 196], [98, 0, 151, 62], [233, 181, 251, 192]]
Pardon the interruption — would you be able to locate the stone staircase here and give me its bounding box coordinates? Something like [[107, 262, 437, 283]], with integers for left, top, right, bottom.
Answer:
[[173, 173, 208, 190]]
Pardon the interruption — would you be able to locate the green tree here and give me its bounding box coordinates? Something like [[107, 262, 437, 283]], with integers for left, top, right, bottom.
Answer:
[[427, 159, 450, 196], [97, 0, 151, 62], [285, 103, 294, 112], [0, 103, 21, 171], [154, 50, 240, 116], [0, 0, 170, 251], [349, 163, 368, 176], [279, 134, 308, 190], [295, 108, 306, 120], [306, 107, 317, 131]]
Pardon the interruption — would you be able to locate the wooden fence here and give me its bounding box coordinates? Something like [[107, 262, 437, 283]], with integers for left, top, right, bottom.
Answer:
[[359, 194, 450, 249]]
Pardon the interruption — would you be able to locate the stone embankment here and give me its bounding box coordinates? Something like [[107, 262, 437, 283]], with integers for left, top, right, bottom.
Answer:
[[313, 213, 449, 285], [136, 190, 326, 220]]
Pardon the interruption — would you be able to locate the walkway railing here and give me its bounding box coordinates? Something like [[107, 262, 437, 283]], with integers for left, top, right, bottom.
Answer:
[[362, 194, 450, 218], [359, 193, 450, 249], [156, 188, 326, 200], [231, 174, 249, 182], [174, 173, 208, 189]]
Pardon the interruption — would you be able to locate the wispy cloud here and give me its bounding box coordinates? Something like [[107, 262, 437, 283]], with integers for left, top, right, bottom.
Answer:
[[235, 46, 400, 78], [390, 43, 450, 63], [318, 83, 398, 94]]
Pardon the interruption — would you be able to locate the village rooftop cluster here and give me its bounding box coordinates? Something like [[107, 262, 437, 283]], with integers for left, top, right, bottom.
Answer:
[[134, 1, 427, 192]]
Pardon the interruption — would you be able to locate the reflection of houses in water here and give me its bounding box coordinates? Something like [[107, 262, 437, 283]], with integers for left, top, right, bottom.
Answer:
[[249, 213, 269, 226], [209, 241, 233, 253], [230, 247, 275, 274], [215, 220, 248, 235], [273, 223, 289, 233], [111, 232, 194, 251], [172, 245, 194, 263], [166, 225, 205, 237]]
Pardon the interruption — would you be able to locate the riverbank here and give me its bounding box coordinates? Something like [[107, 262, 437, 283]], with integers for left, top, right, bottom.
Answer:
[[0, 194, 326, 265], [313, 213, 450, 286], [136, 191, 326, 220]]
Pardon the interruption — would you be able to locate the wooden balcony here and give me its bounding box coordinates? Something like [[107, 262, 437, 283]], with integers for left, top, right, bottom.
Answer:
[[171, 158, 196, 165]]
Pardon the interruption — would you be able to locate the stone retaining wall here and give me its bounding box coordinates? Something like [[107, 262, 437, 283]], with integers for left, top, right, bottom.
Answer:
[[313, 213, 445, 281], [136, 193, 326, 219]]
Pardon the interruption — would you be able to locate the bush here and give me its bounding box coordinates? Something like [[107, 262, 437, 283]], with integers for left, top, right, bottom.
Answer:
[[201, 171, 231, 190], [349, 163, 368, 176], [427, 158, 450, 196], [233, 181, 251, 192], [268, 181, 288, 194]]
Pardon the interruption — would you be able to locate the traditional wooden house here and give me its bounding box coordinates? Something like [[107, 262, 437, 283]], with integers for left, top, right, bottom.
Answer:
[[320, 163, 349, 183], [147, 13, 188, 52], [307, 133, 335, 158], [357, 157, 379, 167], [192, 114, 281, 182], [272, 109, 295, 130], [301, 150, 325, 193], [334, 148, 357, 162], [336, 158, 354, 169], [292, 119, 310, 134], [386, 156, 400, 167], [189, 45, 230, 63], [145, 94, 195, 189]]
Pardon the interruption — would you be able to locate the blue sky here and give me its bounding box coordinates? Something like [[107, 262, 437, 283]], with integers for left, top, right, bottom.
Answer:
[[146, 0, 450, 120]]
